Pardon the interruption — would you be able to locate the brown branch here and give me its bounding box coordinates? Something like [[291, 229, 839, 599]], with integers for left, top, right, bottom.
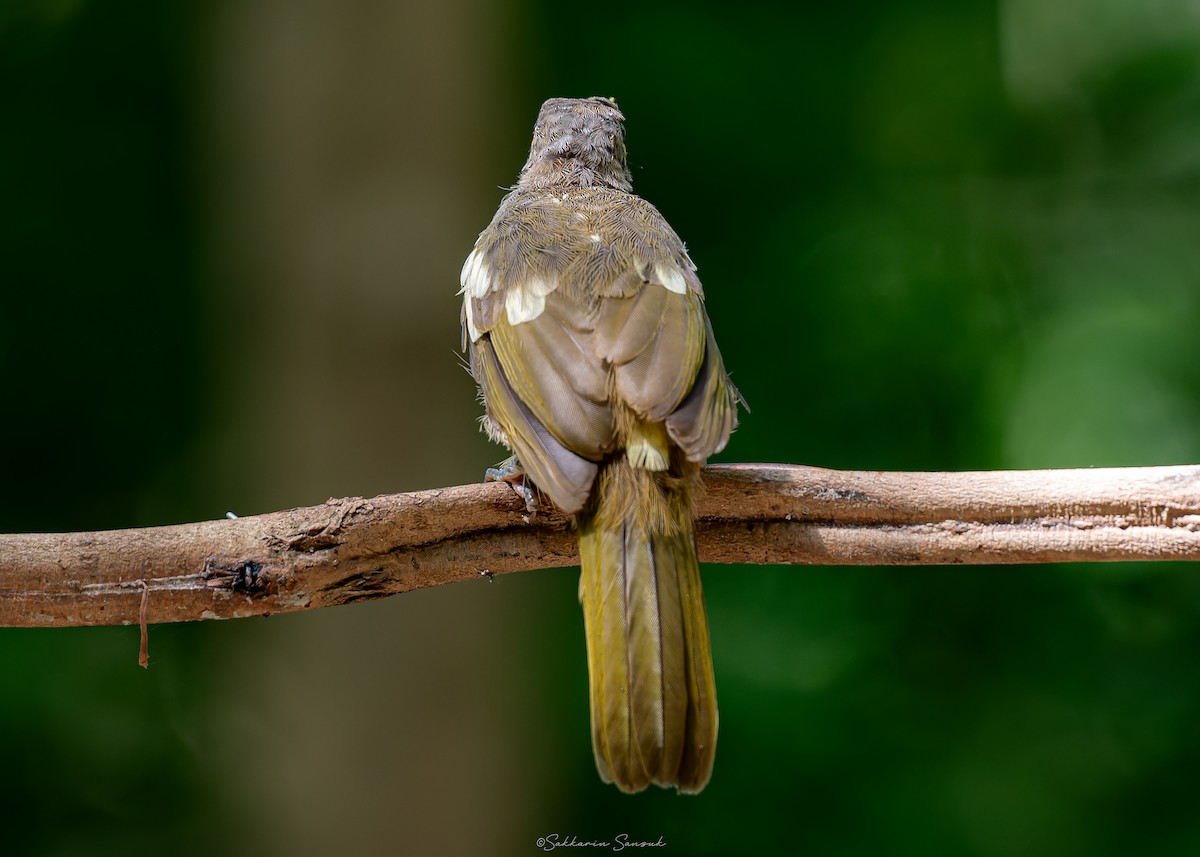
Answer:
[[2, 463, 1199, 629]]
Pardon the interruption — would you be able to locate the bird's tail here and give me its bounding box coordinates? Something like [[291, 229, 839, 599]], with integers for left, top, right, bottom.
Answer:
[[577, 464, 717, 794]]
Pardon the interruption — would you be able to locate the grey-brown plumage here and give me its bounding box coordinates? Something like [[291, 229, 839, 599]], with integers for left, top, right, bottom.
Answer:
[[461, 97, 739, 793]]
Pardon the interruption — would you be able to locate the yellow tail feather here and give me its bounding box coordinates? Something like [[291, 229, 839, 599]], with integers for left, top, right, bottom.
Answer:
[[578, 495, 717, 793]]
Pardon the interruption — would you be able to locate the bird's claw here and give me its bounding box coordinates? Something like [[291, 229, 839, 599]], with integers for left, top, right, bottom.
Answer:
[[485, 457, 539, 520]]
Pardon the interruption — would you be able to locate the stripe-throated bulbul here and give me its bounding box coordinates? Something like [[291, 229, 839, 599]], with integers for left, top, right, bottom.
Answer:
[[460, 97, 740, 793]]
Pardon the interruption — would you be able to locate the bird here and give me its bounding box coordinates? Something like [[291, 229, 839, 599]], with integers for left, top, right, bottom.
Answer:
[[459, 96, 740, 793]]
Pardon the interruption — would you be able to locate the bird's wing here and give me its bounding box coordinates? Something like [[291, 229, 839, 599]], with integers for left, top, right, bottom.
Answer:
[[468, 331, 599, 514], [461, 193, 738, 511], [589, 195, 738, 456], [461, 197, 612, 513]]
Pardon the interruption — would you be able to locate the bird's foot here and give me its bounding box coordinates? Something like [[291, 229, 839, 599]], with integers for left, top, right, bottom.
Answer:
[[485, 456, 538, 521]]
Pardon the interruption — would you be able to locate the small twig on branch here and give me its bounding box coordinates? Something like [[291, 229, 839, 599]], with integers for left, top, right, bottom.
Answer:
[[1, 464, 1198, 629], [137, 580, 149, 668]]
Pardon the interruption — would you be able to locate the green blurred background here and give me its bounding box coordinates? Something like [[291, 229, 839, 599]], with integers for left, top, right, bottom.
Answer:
[[3, 0, 1200, 854]]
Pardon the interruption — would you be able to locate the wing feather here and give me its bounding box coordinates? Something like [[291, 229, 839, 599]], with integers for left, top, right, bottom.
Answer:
[[489, 305, 616, 458], [611, 289, 706, 422], [665, 318, 738, 461], [470, 337, 597, 513]]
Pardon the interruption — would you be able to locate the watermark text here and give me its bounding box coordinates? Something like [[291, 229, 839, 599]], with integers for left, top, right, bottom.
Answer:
[[536, 833, 666, 852]]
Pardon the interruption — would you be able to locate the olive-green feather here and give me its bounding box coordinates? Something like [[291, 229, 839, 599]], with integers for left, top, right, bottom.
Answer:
[[578, 461, 716, 793], [470, 337, 598, 514], [611, 289, 706, 422], [489, 306, 616, 458], [665, 318, 739, 461]]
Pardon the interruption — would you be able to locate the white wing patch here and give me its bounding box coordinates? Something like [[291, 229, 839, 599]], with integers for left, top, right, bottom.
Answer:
[[504, 276, 557, 326], [460, 249, 494, 342], [459, 249, 492, 298], [655, 263, 688, 295], [463, 296, 481, 342]]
